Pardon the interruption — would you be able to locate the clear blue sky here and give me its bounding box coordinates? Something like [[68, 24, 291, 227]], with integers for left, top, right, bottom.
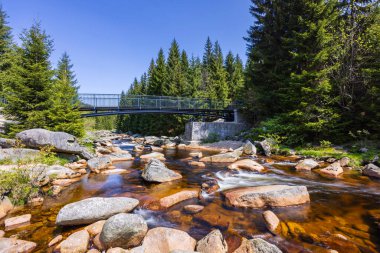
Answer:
[[2, 0, 252, 93]]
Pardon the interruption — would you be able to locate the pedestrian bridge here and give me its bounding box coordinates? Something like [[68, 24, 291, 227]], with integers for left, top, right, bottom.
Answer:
[[78, 94, 236, 121]]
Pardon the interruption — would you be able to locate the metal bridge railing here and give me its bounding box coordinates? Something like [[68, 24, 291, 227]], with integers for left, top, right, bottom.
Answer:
[[78, 94, 227, 111]]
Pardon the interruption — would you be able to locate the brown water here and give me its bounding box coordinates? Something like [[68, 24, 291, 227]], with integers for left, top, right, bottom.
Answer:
[[2, 148, 380, 253]]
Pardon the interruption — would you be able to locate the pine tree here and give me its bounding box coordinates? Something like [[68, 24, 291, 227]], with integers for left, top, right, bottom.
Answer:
[[147, 49, 167, 95], [282, 0, 339, 143], [245, 0, 293, 120], [201, 37, 213, 94], [116, 91, 126, 132], [47, 52, 84, 137], [180, 50, 191, 96], [209, 41, 229, 105], [166, 39, 182, 96], [0, 6, 13, 94], [4, 23, 54, 134], [225, 51, 244, 100], [189, 56, 203, 97]]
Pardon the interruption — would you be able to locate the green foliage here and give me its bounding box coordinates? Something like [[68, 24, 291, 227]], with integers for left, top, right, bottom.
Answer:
[[46, 52, 84, 137], [245, 0, 380, 145], [0, 167, 39, 205], [3, 22, 54, 135], [201, 132, 221, 144]]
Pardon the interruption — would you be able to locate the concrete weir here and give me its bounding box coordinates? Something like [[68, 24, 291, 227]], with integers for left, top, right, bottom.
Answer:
[[184, 121, 249, 142]]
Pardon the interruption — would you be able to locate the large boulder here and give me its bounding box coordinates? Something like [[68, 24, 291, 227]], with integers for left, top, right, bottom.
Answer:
[[60, 230, 90, 253], [295, 159, 319, 171], [228, 159, 264, 172], [0, 148, 39, 163], [243, 141, 256, 155], [16, 128, 92, 159], [100, 213, 148, 249], [87, 156, 112, 172], [142, 227, 197, 253], [142, 159, 182, 183], [196, 229, 228, 253], [56, 197, 139, 226], [225, 185, 310, 208], [0, 238, 37, 253], [362, 163, 380, 179], [159, 190, 199, 208]]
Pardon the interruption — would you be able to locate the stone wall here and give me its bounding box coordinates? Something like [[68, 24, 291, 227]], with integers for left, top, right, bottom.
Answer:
[[184, 122, 249, 142]]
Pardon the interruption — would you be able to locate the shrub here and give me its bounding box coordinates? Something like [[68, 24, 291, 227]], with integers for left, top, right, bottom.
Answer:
[[0, 167, 40, 205]]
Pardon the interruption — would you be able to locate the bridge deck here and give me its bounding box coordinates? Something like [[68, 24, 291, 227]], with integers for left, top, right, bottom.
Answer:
[[79, 94, 235, 120]]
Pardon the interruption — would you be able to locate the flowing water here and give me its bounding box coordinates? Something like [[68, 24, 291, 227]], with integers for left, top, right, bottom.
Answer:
[[2, 145, 380, 253]]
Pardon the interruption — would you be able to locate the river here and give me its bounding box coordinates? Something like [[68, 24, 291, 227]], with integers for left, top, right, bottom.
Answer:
[[4, 142, 380, 252]]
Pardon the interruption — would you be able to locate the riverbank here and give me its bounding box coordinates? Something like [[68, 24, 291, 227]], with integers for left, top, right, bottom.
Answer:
[[0, 130, 379, 252]]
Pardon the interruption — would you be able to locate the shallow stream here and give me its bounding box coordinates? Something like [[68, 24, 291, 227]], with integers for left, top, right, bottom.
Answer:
[[3, 144, 380, 252]]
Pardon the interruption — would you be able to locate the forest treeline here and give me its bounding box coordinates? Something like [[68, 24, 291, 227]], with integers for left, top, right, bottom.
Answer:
[[0, 7, 83, 137], [245, 0, 379, 145], [114, 38, 245, 136]]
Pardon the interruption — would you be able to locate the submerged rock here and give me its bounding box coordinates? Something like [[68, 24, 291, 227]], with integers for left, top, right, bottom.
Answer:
[[16, 128, 92, 159], [262, 210, 280, 233], [142, 158, 182, 183], [362, 163, 380, 179], [100, 213, 148, 249], [319, 162, 343, 178], [56, 197, 139, 226], [225, 185, 310, 208], [183, 205, 204, 214], [201, 179, 220, 194], [228, 159, 264, 172], [141, 227, 197, 253], [196, 229, 228, 253], [159, 190, 199, 208], [0, 238, 37, 253], [295, 159, 319, 171], [4, 214, 31, 230], [60, 230, 90, 253]]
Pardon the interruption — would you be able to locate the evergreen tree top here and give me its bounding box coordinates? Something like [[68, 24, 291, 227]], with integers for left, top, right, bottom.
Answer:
[[0, 5, 12, 55]]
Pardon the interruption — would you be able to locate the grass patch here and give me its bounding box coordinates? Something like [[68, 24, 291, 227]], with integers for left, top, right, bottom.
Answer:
[[294, 146, 379, 167]]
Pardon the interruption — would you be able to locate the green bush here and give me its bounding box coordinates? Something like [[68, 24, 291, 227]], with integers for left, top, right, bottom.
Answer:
[[0, 167, 39, 205]]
